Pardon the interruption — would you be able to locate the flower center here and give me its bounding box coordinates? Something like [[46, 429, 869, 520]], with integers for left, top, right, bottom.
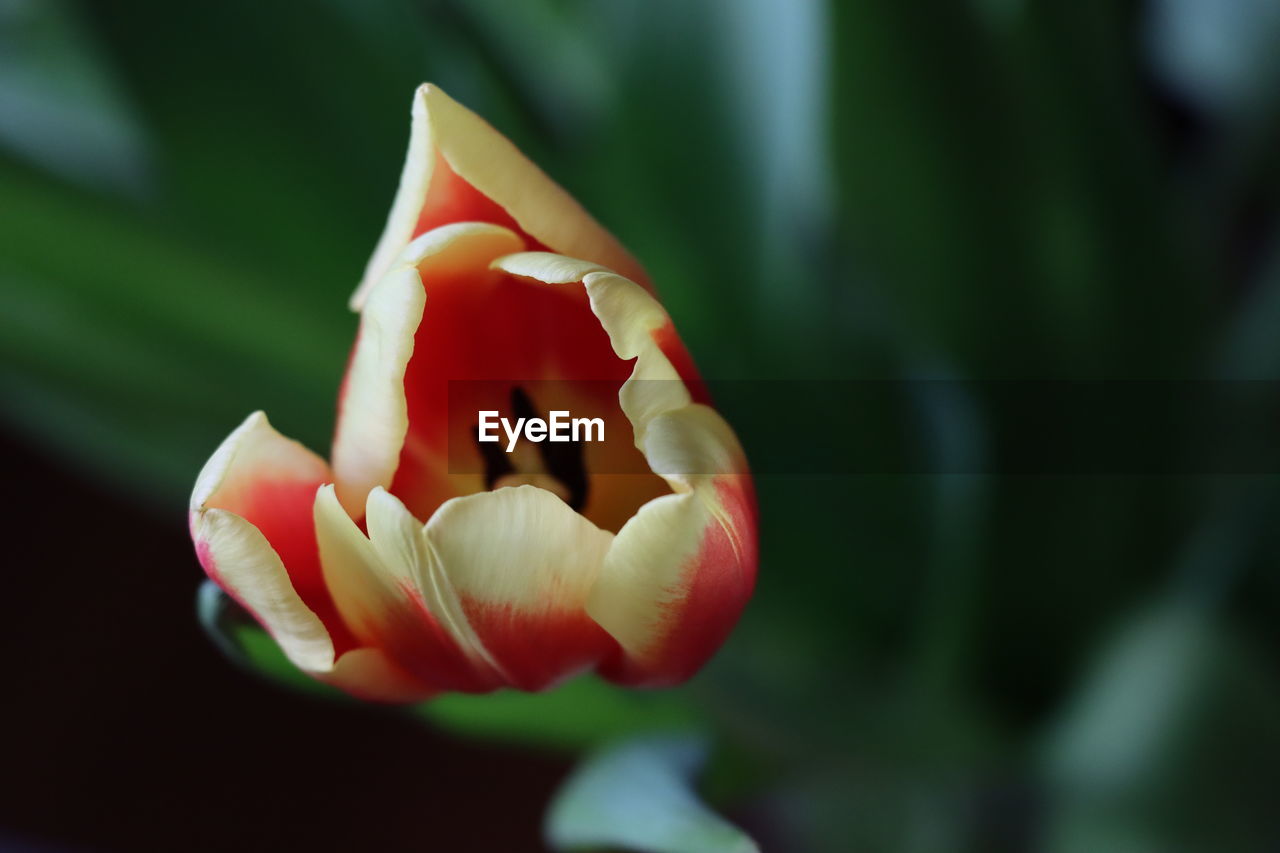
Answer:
[[474, 386, 589, 511]]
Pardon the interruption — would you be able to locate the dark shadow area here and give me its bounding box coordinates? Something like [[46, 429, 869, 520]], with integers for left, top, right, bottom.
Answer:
[[0, 425, 565, 852]]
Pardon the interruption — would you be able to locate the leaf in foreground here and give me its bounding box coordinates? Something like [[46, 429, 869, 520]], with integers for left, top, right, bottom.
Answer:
[[546, 734, 758, 853]]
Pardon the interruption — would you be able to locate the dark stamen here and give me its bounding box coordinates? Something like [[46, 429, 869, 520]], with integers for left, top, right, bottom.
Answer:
[[536, 426, 589, 515], [510, 385, 539, 424], [474, 426, 514, 490], [468, 386, 589, 511]]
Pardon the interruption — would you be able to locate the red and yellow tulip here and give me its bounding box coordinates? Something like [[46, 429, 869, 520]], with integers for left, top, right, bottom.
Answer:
[[189, 85, 757, 701]]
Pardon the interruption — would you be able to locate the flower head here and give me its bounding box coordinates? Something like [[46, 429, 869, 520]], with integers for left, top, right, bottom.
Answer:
[[190, 85, 757, 701]]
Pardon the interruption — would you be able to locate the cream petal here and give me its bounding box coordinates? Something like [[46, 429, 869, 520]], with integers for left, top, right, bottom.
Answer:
[[194, 507, 335, 673], [354, 84, 646, 311], [582, 270, 693, 450], [424, 485, 616, 690], [588, 408, 757, 685], [365, 487, 506, 682], [491, 250, 607, 285], [313, 485, 502, 692], [581, 276, 756, 683], [332, 223, 525, 517], [192, 415, 435, 699], [190, 412, 334, 672], [331, 267, 424, 518], [313, 483, 412, 645], [401, 221, 526, 275], [192, 410, 329, 519]]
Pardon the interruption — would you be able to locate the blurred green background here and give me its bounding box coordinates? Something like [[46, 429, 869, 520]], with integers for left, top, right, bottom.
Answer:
[[3, 0, 1280, 850]]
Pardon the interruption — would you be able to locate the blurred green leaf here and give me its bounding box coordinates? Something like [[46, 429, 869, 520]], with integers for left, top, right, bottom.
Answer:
[[1041, 601, 1210, 797], [545, 734, 758, 853], [1220, 228, 1280, 377], [1040, 597, 1280, 852], [0, 0, 149, 193], [0, 160, 346, 507], [1147, 0, 1280, 119]]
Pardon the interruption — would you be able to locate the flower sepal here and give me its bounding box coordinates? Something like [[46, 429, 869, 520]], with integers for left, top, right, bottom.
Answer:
[[196, 579, 334, 699]]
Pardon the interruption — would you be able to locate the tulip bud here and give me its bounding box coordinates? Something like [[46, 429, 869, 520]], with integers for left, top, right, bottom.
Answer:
[[190, 85, 757, 701]]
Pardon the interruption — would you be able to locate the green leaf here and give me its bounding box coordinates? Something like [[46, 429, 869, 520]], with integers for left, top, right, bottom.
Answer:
[[0, 0, 150, 193], [1039, 595, 1280, 852], [1147, 0, 1280, 118], [545, 734, 758, 853], [417, 680, 702, 752], [1041, 601, 1207, 795]]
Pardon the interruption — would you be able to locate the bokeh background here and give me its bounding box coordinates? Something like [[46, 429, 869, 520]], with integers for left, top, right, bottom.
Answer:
[[3, 0, 1280, 850]]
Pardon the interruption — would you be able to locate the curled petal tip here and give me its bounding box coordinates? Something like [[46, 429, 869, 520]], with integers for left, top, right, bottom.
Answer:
[[355, 84, 648, 312]]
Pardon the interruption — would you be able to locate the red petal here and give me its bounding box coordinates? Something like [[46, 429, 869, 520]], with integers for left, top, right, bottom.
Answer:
[[227, 477, 357, 656], [599, 478, 758, 687], [388, 263, 663, 532], [461, 600, 615, 692], [414, 152, 550, 252], [193, 415, 358, 657]]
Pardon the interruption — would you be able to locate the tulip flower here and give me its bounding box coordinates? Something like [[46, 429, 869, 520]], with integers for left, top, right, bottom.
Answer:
[[190, 85, 757, 701]]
